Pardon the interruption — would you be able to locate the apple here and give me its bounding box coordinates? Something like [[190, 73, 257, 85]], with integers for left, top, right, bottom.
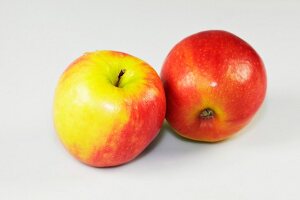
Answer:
[[161, 30, 267, 142], [53, 50, 166, 167]]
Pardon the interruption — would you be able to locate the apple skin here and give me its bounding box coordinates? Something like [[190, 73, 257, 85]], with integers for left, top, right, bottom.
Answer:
[[161, 30, 267, 142], [53, 50, 166, 167]]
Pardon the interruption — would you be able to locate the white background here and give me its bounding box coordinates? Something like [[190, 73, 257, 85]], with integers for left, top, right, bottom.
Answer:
[[1, 0, 300, 199]]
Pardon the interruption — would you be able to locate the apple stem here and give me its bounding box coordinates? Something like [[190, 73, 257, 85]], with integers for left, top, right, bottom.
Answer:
[[115, 69, 126, 87], [200, 108, 215, 120]]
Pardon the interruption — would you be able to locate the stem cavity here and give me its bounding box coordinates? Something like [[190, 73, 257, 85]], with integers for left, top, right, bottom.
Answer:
[[115, 69, 126, 87]]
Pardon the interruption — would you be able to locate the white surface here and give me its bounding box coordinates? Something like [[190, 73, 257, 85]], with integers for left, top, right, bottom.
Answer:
[[1, 0, 300, 199]]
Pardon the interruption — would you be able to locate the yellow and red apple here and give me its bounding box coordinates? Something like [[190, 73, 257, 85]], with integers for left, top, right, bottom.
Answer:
[[53, 50, 166, 167], [161, 30, 267, 142]]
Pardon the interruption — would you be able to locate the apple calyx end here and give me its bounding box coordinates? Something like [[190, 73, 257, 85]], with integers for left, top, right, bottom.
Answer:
[[200, 108, 215, 120], [115, 69, 126, 88]]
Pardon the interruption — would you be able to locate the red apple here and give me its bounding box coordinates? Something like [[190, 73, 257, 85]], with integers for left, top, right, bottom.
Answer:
[[161, 30, 267, 142], [54, 50, 166, 167]]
